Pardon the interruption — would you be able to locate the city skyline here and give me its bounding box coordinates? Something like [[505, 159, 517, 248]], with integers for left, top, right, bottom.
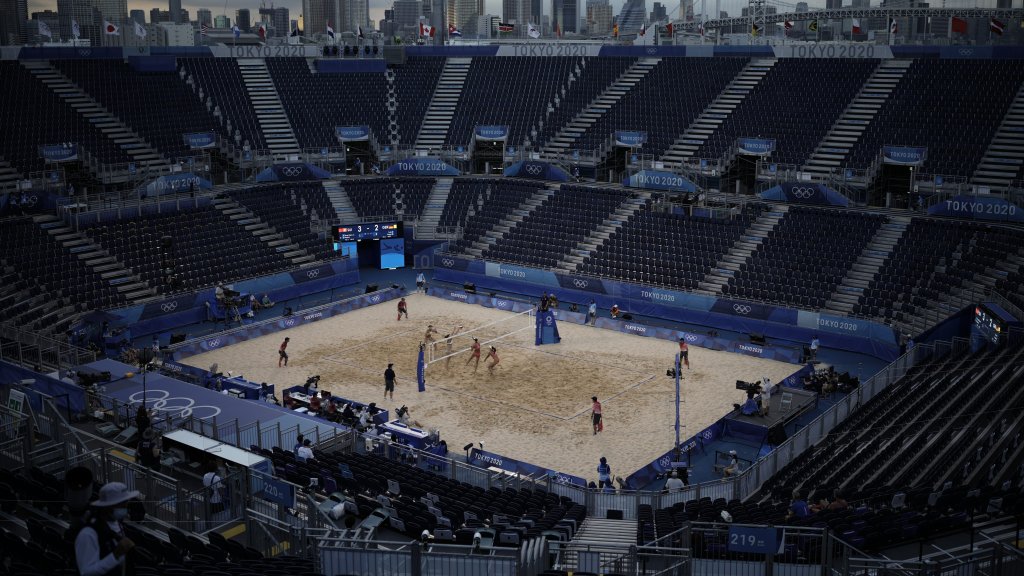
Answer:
[[25, 0, 1017, 37]]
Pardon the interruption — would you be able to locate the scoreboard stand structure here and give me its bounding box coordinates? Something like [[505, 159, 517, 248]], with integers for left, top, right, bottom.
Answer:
[[332, 221, 406, 269]]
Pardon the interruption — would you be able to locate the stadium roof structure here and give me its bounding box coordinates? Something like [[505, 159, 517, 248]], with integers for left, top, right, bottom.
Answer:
[[675, 6, 1024, 32]]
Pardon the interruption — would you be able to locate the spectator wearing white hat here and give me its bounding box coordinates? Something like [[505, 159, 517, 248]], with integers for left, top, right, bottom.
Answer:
[[664, 470, 686, 492], [724, 450, 739, 477], [74, 482, 139, 576]]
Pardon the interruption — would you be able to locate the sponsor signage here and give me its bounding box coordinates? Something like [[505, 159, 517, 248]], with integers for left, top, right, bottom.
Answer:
[[182, 132, 217, 149], [39, 143, 78, 162], [474, 125, 509, 141], [335, 125, 370, 141], [736, 138, 776, 156], [614, 131, 648, 147], [882, 146, 927, 166]]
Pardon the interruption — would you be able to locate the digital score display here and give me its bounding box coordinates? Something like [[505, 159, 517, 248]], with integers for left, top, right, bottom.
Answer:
[[974, 305, 1004, 346], [333, 222, 403, 242]]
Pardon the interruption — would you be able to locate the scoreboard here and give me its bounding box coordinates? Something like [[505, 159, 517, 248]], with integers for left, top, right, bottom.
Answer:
[[974, 305, 1004, 347], [333, 222, 403, 242]]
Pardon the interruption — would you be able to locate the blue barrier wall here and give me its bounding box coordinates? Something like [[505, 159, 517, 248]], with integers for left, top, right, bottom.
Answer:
[[0, 361, 87, 413], [432, 255, 899, 361], [171, 288, 402, 359], [110, 258, 360, 339]]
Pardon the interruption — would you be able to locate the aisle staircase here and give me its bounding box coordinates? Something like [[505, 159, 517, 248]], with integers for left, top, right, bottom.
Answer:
[[21, 60, 167, 175], [824, 216, 910, 315], [557, 192, 651, 272], [971, 79, 1024, 191], [323, 180, 355, 222], [237, 59, 301, 156], [417, 177, 454, 239], [0, 158, 23, 192], [660, 59, 777, 168], [463, 187, 556, 257], [802, 59, 913, 178], [210, 197, 314, 265], [541, 58, 662, 157], [35, 214, 156, 302], [699, 206, 789, 294], [415, 58, 472, 151]]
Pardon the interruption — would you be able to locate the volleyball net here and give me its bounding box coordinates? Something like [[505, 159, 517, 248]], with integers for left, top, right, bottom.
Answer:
[[424, 307, 535, 365]]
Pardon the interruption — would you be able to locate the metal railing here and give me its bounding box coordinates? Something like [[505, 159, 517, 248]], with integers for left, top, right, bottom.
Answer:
[[0, 320, 97, 372]]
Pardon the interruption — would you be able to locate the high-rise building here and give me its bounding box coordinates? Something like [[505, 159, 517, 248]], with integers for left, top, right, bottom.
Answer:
[[649, 1, 665, 23], [449, 0, 480, 33], [58, 0, 97, 43], [213, 13, 230, 28], [235, 8, 251, 31], [552, 0, 577, 32], [502, 0, 528, 36], [427, 0, 444, 41], [825, 0, 841, 8], [529, 0, 542, 27], [93, 0, 128, 43], [301, 0, 333, 37], [156, 21, 193, 44], [586, 0, 611, 34], [196, 8, 212, 27], [168, 0, 181, 23], [344, 0, 369, 32], [0, 0, 28, 44], [393, 0, 422, 28], [616, 0, 644, 34], [257, 5, 288, 35], [150, 8, 167, 23], [129, 9, 144, 23], [29, 10, 60, 43]]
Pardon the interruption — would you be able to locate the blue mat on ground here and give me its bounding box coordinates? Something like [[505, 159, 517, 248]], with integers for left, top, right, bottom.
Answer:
[[85, 359, 348, 443]]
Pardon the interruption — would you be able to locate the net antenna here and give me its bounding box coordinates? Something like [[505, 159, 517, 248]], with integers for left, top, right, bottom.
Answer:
[[425, 307, 536, 365]]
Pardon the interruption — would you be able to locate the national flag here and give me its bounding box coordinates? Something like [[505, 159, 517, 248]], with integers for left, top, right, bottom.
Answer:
[[527, 23, 540, 38], [990, 17, 1004, 35], [72, 19, 81, 38], [808, 19, 818, 32], [852, 18, 861, 34], [358, 25, 364, 39], [889, 18, 898, 35], [951, 16, 967, 34], [784, 20, 793, 32], [326, 21, 335, 39], [290, 26, 299, 37], [232, 24, 240, 38], [449, 23, 462, 36], [697, 21, 703, 36], [257, 22, 266, 40], [665, 22, 673, 35], [133, 20, 147, 38], [37, 20, 53, 38], [498, 22, 514, 32], [420, 22, 434, 36], [555, 21, 561, 37], [613, 22, 619, 37], [201, 23, 209, 36], [104, 20, 119, 35], [751, 23, 760, 36]]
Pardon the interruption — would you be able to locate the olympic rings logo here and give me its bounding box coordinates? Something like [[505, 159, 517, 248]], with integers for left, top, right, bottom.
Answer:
[[285, 319, 296, 327], [685, 334, 698, 342], [959, 48, 973, 56], [441, 258, 455, 267], [646, 48, 657, 55], [790, 187, 815, 199], [207, 339, 222, 348], [370, 295, 381, 303], [572, 279, 589, 288], [659, 456, 672, 468], [160, 301, 178, 312], [733, 304, 752, 315], [78, 49, 92, 56], [281, 166, 303, 177], [307, 269, 320, 279], [128, 389, 222, 420], [702, 430, 713, 440], [525, 164, 543, 175], [495, 300, 508, 308]]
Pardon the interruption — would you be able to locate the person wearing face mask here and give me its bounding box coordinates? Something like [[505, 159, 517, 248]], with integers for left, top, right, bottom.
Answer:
[[74, 482, 138, 576]]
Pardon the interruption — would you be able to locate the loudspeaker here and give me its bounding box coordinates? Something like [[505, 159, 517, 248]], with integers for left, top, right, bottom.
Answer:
[[606, 509, 624, 520], [622, 313, 633, 320], [365, 284, 379, 294], [750, 333, 766, 345], [767, 423, 787, 445], [464, 282, 476, 294], [169, 333, 187, 345]]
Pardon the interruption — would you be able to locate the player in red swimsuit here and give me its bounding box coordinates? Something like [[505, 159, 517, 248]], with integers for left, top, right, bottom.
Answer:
[[485, 346, 500, 373], [396, 298, 408, 321], [678, 337, 690, 368], [465, 338, 482, 371]]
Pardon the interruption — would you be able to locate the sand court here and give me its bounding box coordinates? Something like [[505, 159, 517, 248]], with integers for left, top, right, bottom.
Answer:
[[181, 293, 799, 482]]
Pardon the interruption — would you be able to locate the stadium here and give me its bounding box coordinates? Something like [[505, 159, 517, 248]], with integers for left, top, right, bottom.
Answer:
[[1, 14, 1024, 576]]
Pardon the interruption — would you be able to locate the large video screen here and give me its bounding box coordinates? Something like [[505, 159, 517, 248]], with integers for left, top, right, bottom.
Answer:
[[380, 238, 405, 269], [333, 222, 403, 242]]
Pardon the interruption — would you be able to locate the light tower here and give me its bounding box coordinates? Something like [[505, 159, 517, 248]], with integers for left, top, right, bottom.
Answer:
[[748, 0, 766, 43]]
